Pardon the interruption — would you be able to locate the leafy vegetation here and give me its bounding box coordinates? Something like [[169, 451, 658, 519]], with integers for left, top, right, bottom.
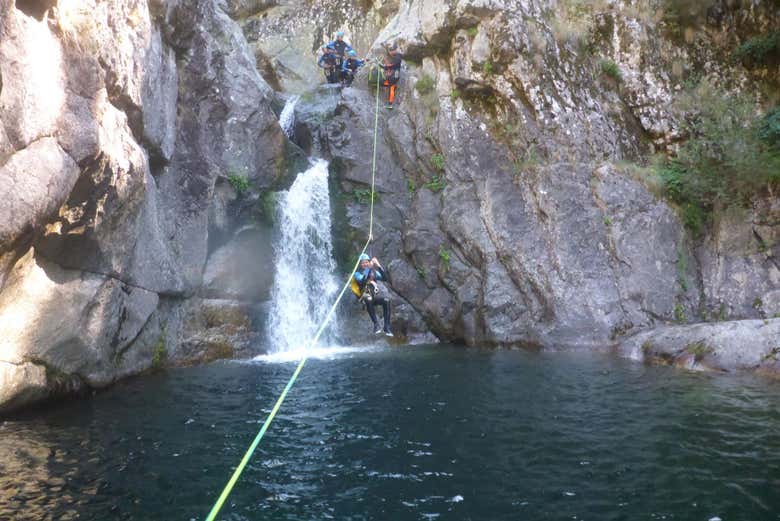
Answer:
[[430, 154, 445, 171], [152, 335, 167, 370], [674, 303, 686, 323], [599, 59, 622, 82], [407, 179, 417, 193], [423, 175, 446, 193], [482, 61, 494, 76], [467, 26, 479, 38], [228, 173, 251, 196], [654, 80, 780, 233], [733, 31, 780, 66], [603, 216, 612, 226], [438, 245, 451, 270], [416, 266, 426, 279], [415, 74, 436, 95], [686, 341, 714, 362], [352, 188, 378, 205]]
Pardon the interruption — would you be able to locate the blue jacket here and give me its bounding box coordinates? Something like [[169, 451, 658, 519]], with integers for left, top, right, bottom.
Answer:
[[354, 266, 385, 285], [328, 40, 353, 56], [342, 57, 364, 73], [318, 53, 338, 68]]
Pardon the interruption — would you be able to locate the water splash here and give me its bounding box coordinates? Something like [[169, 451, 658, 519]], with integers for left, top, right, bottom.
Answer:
[[267, 159, 340, 352], [251, 346, 381, 364], [278, 95, 300, 138]]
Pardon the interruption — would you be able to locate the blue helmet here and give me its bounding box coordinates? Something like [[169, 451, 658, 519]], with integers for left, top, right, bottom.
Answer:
[[336, 31, 345, 38], [348, 50, 357, 57], [358, 253, 370, 262]]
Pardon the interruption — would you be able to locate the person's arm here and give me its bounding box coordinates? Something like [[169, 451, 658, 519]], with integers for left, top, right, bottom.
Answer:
[[318, 55, 326, 68], [342, 60, 349, 72]]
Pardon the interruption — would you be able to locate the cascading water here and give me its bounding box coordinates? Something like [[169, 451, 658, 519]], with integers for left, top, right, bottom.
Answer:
[[267, 159, 341, 353], [278, 95, 300, 138]]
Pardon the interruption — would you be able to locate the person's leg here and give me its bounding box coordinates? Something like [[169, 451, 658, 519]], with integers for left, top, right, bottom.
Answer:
[[378, 298, 391, 333], [364, 300, 380, 332], [388, 84, 396, 104]]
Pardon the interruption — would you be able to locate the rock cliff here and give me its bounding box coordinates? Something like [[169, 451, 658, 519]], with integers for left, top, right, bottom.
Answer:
[[1, 0, 778, 412]]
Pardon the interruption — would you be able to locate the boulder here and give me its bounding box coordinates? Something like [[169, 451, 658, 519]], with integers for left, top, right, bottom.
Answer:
[[618, 319, 780, 376]]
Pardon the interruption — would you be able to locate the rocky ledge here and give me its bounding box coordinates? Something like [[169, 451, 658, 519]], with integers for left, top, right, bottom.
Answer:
[[618, 318, 780, 376]]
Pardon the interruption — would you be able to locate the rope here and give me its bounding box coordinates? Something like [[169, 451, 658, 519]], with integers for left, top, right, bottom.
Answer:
[[204, 68, 383, 521]]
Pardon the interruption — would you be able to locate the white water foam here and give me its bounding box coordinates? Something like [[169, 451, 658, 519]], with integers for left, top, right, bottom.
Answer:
[[252, 346, 380, 364], [278, 95, 300, 138], [266, 159, 340, 353]]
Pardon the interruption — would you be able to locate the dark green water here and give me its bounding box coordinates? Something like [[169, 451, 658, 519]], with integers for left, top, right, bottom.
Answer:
[[2, 346, 780, 521]]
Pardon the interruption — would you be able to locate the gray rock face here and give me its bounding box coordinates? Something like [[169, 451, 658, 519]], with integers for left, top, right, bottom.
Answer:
[[618, 319, 780, 376], [0, 0, 292, 413]]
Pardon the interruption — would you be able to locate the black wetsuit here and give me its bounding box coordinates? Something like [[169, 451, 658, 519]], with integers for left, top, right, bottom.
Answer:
[[355, 265, 392, 332], [318, 52, 340, 83]]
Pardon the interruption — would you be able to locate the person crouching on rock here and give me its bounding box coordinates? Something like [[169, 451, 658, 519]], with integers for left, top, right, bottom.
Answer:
[[318, 44, 340, 84], [354, 253, 393, 336], [341, 50, 365, 87], [380, 42, 403, 108]]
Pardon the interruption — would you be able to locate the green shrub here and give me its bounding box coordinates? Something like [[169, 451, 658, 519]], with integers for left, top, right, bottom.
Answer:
[[228, 173, 251, 196], [674, 302, 686, 323], [733, 31, 780, 66], [758, 106, 780, 151], [467, 27, 478, 38], [416, 266, 426, 279], [603, 216, 612, 226], [599, 59, 622, 82], [451, 89, 461, 99], [423, 175, 446, 192], [352, 189, 378, 205], [482, 61, 494, 75], [655, 80, 780, 232], [152, 335, 167, 370], [430, 153, 445, 171], [686, 341, 713, 362], [415, 74, 435, 95], [407, 179, 417, 193], [438, 245, 451, 269]]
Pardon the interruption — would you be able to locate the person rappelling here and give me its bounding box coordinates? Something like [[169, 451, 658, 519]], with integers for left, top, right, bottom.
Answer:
[[379, 42, 403, 109], [352, 253, 393, 336], [318, 44, 340, 83], [341, 50, 365, 87]]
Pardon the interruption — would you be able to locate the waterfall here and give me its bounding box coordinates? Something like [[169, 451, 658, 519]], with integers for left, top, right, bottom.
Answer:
[[278, 95, 300, 138], [267, 159, 340, 353]]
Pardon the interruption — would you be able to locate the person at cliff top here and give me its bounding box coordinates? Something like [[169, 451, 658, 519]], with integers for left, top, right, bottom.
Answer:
[[353, 253, 393, 336], [380, 42, 403, 109], [318, 44, 340, 84], [341, 50, 365, 87], [327, 31, 353, 58]]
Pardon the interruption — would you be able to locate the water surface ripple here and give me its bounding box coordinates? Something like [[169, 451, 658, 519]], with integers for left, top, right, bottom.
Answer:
[[1, 346, 779, 520]]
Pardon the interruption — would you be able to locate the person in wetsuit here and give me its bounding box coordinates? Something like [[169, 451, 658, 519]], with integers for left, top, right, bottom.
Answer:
[[326, 31, 353, 80], [354, 253, 393, 336], [318, 44, 340, 83], [341, 50, 365, 87], [380, 42, 403, 108]]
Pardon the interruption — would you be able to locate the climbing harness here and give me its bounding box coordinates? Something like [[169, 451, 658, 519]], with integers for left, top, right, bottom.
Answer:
[[204, 63, 384, 521]]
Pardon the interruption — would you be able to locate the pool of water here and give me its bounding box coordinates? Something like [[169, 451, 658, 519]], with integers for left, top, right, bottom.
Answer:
[[2, 345, 779, 521]]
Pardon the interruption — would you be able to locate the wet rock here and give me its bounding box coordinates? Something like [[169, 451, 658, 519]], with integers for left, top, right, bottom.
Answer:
[[618, 319, 780, 375], [201, 225, 275, 301]]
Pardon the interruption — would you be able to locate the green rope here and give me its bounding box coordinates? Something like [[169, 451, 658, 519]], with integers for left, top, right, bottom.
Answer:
[[204, 71, 384, 521]]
